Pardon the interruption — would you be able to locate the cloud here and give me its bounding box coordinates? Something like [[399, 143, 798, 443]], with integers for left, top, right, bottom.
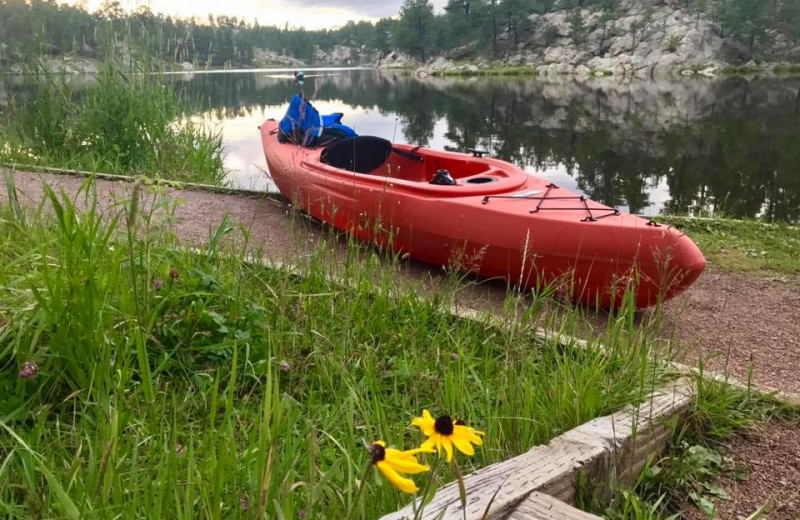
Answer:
[[281, 0, 404, 18], [66, 0, 449, 29], [278, 0, 449, 19]]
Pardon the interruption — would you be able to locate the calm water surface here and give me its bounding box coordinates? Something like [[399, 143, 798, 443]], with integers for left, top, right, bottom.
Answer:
[[6, 69, 800, 220]]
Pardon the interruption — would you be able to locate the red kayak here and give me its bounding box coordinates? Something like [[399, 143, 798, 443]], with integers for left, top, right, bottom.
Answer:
[[260, 120, 706, 309]]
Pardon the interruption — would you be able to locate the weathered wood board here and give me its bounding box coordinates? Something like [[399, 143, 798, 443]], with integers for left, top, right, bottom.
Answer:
[[504, 492, 603, 520]]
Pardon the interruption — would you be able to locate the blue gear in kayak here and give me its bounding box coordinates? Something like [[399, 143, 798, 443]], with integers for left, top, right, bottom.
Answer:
[[279, 95, 357, 147]]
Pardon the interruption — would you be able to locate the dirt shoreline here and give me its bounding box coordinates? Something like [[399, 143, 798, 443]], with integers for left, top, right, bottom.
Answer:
[[2, 169, 799, 394]]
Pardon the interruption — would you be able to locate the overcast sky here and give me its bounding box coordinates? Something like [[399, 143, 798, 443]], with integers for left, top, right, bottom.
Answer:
[[67, 0, 448, 29]]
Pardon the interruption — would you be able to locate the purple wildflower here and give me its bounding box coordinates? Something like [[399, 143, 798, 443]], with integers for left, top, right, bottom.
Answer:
[[280, 360, 291, 372], [451, 352, 459, 361], [152, 279, 164, 290], [298, 510, 306, 518], [241, 495, 249, 511], [19, 360, 39, 380]]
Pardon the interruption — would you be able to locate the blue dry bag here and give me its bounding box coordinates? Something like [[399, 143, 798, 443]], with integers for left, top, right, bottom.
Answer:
[[279, 95, 356, 147]]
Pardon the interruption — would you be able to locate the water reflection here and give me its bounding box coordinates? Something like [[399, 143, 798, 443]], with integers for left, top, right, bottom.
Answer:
[[5, 70, 799, 220]]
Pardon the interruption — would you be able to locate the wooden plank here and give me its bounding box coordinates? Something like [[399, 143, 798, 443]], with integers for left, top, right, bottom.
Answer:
[[505, 492, 603, 520], [2, 164, 281, 197]]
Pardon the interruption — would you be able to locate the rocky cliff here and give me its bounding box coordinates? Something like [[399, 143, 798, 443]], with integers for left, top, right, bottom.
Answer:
[[419, 0, 800, 78]]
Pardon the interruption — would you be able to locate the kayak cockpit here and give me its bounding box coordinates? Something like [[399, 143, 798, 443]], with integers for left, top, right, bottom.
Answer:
[[314, 136, 528, 195]]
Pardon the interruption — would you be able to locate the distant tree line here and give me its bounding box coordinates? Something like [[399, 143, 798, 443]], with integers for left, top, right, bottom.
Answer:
[[0, 0, 386, 67], [1, 0, 799, 67]]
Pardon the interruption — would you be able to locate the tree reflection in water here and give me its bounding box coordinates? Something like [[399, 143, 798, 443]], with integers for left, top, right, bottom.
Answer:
[[8, 70, 796, 221]]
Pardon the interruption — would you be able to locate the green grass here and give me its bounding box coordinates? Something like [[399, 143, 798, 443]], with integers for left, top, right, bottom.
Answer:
[[0, 176, 672, 519], [434, 65, 538, 77], [0, 59, 226, 185], [722, 64, 762, 75], [774, 63, 800, 75], [657, 216, 800, 276]]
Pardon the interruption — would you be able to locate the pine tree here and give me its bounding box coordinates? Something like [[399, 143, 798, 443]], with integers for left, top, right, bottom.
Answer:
[[394, 0, 435, 62]]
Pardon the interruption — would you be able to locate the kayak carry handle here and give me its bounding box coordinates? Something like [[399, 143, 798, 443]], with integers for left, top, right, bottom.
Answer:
[[392, 147, 424, 162], [468, 149, 489, 158]]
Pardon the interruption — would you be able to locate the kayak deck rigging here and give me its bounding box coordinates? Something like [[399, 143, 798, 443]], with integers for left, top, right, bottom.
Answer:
[[482, 183, 623, 222]]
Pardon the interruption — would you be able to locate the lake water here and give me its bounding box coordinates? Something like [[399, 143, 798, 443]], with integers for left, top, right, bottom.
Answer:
[[5, 69, 800, 221]]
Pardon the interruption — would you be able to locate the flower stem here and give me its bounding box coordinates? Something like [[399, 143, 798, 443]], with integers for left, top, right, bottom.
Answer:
[[347, 462, 372, 520], [414, 455, 442, 520]]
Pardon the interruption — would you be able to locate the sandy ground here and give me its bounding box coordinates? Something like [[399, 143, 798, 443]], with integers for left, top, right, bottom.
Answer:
[[3, 168, 799, 519]]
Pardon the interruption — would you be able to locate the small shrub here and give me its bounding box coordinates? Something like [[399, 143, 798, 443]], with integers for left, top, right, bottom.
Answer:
[[666, 34, 683, 53]]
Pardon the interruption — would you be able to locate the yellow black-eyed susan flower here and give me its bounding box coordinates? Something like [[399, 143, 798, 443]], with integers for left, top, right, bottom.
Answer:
[[369, 441, 433, 494], [412, 410, 485, 462]]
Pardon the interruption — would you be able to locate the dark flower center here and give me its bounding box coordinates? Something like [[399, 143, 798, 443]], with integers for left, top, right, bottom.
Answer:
[[434, 415, 455, 436], [369, 443, 386, 464]]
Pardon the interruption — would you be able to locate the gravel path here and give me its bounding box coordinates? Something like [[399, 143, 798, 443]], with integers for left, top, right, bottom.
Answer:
[[3, 169, 800, 395], [684, 421, 800, 520]]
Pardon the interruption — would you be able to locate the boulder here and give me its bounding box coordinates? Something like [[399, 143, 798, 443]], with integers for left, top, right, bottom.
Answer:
[[253, 48, 305, 67]]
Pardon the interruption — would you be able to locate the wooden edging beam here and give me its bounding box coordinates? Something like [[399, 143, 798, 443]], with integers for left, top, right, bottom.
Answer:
[[1, 163, 284, 198], [507, 492, 604, 520]]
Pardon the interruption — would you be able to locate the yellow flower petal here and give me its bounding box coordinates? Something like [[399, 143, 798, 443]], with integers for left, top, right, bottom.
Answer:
[[383, 449, 431, 474], [375, 440, 386, 447], [454, 425, 484, 446], [442, 436, 453, 462], [384, 456, 430, 475], [420, 436, 437, 452], [397, 446, 436, 457], [376, 460, 419, 494], [451, 434, 475, 456], [412, 409, 436, 436], [385, 447, 434, 460]]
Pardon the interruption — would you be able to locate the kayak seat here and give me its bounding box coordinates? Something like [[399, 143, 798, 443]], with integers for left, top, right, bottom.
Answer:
[[321, 136, 392, 174]]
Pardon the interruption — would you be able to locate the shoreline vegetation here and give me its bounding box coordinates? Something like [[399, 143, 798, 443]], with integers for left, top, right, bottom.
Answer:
[[0, 60, 226, 185], [6, 58, 800, 79]]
